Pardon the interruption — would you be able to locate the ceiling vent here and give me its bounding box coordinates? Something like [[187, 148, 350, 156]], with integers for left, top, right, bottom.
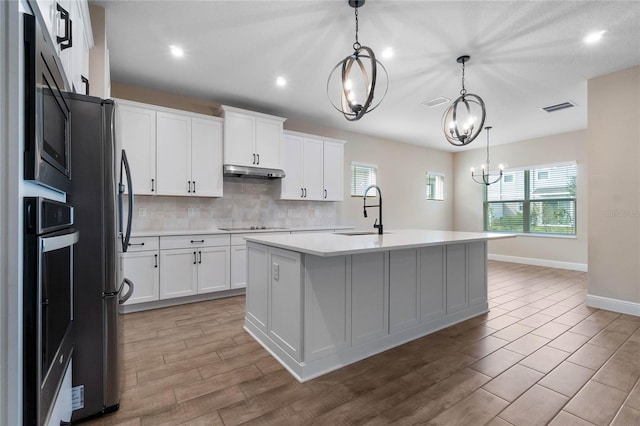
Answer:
[[541, 101, 577, 113], [422, 96, 450, 108]]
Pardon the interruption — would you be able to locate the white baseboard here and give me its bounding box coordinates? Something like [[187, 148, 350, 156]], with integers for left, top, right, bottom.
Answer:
[[586, 294, 640, 317], [488, 254, 588, 272]]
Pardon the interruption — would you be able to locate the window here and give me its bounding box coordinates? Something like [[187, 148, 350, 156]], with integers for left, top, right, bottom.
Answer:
[[485, 162, 577, 235], [503, 174, 514, 183], [426, 172, 444, 201], [351, 162, 377, 197]]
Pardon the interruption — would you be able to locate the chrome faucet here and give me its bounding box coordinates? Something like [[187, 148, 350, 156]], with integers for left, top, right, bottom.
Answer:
[[363, 185, 383, 235]]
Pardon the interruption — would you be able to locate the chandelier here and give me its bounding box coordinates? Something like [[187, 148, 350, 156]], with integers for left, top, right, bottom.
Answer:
[[471, 126, 503, 185], [443, 55, 486, 146], [327, 0, 388, 121]]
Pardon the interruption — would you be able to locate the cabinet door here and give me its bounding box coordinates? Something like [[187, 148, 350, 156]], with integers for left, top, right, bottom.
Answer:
[[191, 118, 223, 197], [268, 250, 302, 361], [224, 111, 255, 167], [352, 252, 389, 346], [121, 251, 160, 305], [160, 248, 198, 299], [323, 140, 344, 201], [246, 243, 269, 333], [390, 249, 420, 332], [117, 103, 156, 195], [70, 0, 89, 94], [55, 0, 73, 85], [420, 246, 445, 322], [302, 137, 324, 200], [197, 246, 231, 293], [156, 112, 191, 196], [280, 133, 304, 200], [34, 0, 56, 38], [446, 244, 468, 314], [231, 245, 247, 289], [255, 117, 282, 169]]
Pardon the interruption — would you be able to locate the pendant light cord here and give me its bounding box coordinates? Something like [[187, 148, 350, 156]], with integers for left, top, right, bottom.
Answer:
[[460, 59, 467, 96], [353, 6, 361, 50]]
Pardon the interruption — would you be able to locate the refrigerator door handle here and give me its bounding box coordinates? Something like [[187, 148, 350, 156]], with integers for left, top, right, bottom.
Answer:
[[118, 278, 134, 304], [119, 149, 134, 253]]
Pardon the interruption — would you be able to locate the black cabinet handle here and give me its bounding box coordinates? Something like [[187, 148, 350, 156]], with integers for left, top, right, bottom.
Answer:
[[151, 178, 155, 192], [190, 239, 204, 243], [301, 188, 304, 198], [198, 251, 202, 264], [256, 153, 260, 164], [81, 75, 89, 95], [192, 181, 196, 193], [56, 3, 73, 50], [324, 189, 328, 199], [154, 254, 158, 268], [187, 181, 191, 193], [193, 251, 197, 264], [303, 188, 307, 198], [128, 242, 145, 246], [252, 153, 256, 165]]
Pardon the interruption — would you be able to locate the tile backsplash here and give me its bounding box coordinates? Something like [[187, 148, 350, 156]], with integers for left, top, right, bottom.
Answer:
[[130, 178, 341, 232]]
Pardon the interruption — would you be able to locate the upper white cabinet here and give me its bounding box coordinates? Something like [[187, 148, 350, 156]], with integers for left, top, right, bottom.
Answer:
[[33, 0, 93, 93], [280, 130, 345, 201], [156, 112, 223, 197], [116, 99, 223, 197], [116, 100, 157, 195], [220, 105, 286, 170]]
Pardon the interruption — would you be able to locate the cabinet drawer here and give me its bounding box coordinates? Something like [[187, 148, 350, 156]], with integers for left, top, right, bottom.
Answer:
[[126, 236, 159, 252], [160, 234, 230, 250]]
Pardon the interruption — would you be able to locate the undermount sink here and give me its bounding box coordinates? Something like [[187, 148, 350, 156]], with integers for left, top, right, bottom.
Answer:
[[337, 231, 391, 236]]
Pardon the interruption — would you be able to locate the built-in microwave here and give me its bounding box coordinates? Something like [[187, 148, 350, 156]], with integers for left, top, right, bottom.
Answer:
[[23, 12, 72, 193]]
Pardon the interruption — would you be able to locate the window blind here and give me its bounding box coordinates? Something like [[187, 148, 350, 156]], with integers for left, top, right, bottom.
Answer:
[[351, 163, 377, 197]]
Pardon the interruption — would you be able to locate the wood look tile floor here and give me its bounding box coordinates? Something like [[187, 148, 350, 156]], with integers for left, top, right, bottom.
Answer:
[[85, 261, 640, 426]]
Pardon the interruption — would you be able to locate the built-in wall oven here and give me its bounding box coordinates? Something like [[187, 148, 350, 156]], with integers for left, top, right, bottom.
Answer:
[[23, 197, 78, 425], [23, 12, 72, 193]]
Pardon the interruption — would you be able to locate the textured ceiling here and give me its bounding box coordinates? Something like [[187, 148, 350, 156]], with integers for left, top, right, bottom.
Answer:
[[93, 0, 640, 152]]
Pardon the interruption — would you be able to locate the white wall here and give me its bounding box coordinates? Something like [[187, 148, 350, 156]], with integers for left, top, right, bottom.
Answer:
[[453, 130, 588, 269], [587, 66, 640, 314]]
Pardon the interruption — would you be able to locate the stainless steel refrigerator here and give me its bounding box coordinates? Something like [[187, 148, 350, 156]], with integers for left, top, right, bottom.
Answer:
[[67, 93, 134, 421]]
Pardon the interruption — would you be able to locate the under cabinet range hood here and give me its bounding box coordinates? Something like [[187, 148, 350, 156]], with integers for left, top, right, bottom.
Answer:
[[223, 164, 285, 179]]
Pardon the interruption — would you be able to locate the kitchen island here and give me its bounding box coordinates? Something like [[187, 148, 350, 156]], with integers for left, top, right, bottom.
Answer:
[[243, 229, 515, 382]]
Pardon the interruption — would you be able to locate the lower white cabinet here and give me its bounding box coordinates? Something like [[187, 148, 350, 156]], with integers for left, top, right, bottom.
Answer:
[[159, 235, 230, 299], [121, 237, 160, 305], [231, 245, 247, 289]]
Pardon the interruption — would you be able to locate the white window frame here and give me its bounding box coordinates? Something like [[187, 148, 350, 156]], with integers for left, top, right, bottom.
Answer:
[[426, 171, 444, 201], [351, 162, 378, 197]]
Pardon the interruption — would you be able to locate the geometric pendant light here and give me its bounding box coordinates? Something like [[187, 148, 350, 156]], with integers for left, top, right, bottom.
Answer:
[[327, 0, 388, 121], [471, 126, 503, 185], [442, 55, 486, 146]]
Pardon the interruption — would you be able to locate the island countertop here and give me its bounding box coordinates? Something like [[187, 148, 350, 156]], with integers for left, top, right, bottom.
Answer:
[[244, 229, 515, 257]]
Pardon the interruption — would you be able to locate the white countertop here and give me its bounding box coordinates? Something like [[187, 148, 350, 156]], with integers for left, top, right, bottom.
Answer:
[[244, 229, 516, 257], [131, 226, 354, 238]]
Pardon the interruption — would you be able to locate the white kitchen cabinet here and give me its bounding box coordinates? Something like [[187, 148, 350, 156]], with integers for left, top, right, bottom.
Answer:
[[120, 236, 160, 305], [191, 117, 223, 197], [420, 246, 445, 323], [117, 100, 223, 197], [231, 244, 247, 289], [33, 0, 92, 93], [280, 130, 345, 201], [351, 252, 389, 346], [159, 235, 230, 299], [197, 246, 231, 293], [156, 111, 191, 196], [446, 244, 468, 314], [156, 112, 223, 197], [221, 105, 286, 169], [116, 101, 157, 195], [322, 139, 344, 201], [390, 249, 420, 333], [160, 248, 199, 299]]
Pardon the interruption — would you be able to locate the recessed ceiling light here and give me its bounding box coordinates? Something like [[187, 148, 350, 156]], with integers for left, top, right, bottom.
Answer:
[[276, 76, 287, 87], [169, 45, 184, 58], [584, 30, 606, 44], [381, 47, 394, 60]]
